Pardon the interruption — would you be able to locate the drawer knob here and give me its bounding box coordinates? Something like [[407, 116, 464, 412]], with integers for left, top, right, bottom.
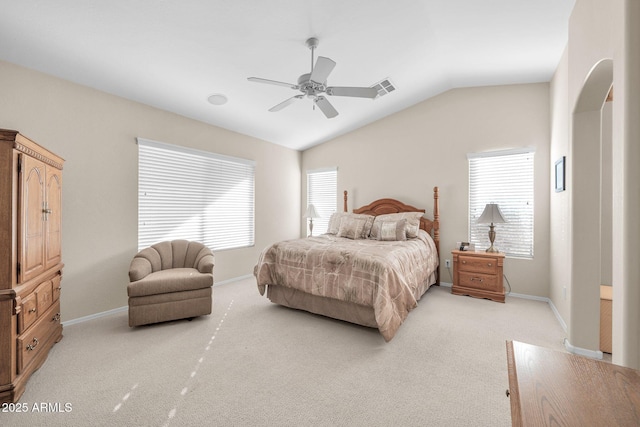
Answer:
[[26, 337, 39, 351], [462, 261, 466, 264], [28, 307, 37, 314], [471, 277, 484, 282], [487, 263, 492, 267]]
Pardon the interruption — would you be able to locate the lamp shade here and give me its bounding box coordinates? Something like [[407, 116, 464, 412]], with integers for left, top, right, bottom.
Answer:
[[477, 203, 506, 224], [303, 204, 320, 219]]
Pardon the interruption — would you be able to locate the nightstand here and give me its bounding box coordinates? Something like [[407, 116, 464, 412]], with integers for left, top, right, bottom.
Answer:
[[451, 250, 505, 302]]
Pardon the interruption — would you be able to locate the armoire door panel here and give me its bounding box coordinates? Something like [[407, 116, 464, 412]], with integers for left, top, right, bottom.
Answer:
[[19, 155, 46, 283], [45, 167, 62, 269]]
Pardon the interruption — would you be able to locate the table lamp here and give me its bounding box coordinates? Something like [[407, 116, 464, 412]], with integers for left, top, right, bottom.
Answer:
[[477, 203, 506, 253], [304, 204, 320, 236]]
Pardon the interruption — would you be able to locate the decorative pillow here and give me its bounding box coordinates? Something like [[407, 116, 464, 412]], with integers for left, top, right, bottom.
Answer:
[[405, 222, 420, 239], [370, 212, 423, 239], [377, 219, 407, 241], [327, 212, 346, 235], [328, 212, 374, 238], [337, 216, 369, 240]]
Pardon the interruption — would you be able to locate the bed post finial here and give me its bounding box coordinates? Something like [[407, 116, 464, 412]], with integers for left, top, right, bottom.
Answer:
[[344, 190, 348, 212]]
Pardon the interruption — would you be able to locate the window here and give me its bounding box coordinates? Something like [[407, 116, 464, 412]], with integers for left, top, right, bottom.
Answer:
[[306, 167, 337, 235], [137, 138, 255, 252], [468, 148, 534, 259]]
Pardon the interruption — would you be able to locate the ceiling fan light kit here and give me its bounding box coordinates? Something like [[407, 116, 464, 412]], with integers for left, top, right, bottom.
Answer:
[[248, 37, 381, 118]]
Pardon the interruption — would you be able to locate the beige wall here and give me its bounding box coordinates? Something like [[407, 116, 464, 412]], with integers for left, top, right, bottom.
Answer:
[[549, 47, 571, 330], [550, 0, 640, 367], [0, 60, 301, 322], [302, 83, 551, 297]]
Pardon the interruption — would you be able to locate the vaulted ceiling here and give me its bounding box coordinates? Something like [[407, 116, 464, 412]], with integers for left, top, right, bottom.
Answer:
[[0, 1, 575, 150]]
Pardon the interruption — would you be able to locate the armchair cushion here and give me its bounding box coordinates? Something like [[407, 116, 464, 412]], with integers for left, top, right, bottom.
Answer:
[[128, 268, 213, 297]]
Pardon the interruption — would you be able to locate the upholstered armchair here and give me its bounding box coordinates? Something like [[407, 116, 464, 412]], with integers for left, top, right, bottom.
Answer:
[[127, 240, 214, 327]]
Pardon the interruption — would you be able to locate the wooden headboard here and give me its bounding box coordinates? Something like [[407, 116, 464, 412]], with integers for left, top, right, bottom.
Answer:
[[344, 187, 440, 257]]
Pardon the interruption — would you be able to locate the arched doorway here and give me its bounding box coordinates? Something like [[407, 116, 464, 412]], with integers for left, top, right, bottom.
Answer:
[[567, 59, 613, 355]]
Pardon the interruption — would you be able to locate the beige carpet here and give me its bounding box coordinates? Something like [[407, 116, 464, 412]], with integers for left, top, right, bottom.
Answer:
[[4, 278, 566, 427]]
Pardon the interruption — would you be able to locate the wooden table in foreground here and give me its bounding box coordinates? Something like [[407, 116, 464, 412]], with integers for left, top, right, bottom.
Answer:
[[506, 340, 640, 426]]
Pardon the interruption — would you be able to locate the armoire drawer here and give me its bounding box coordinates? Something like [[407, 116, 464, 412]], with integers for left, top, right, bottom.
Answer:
[[17, 301, 61, 374], [35, 280, 54, 315], [19, 293, 38, 332]]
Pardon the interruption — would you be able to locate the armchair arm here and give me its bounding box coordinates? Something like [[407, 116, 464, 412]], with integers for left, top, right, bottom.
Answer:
[[129, 257, 152, 282], [197, 253, 215, 274]]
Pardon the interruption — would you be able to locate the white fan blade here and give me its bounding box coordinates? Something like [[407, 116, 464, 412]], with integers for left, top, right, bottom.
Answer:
[[248, 77, 298, 89], [269, 95, 303, 112], [310, 56, 336, 84], [314, 96, 338, 118], [326, 86, 378, 99]]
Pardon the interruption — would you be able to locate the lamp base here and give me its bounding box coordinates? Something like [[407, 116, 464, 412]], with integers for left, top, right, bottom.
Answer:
[[486, 224, 499, 253]]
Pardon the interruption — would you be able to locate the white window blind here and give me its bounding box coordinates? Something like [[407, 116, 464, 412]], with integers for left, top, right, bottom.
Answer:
[[137, 138, 255, 252], [468, 148, 534, 259], [306, 167, 337, 235]]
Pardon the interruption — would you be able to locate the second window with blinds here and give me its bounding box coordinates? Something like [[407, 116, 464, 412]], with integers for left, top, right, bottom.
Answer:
[[306, 167, 337, 236], [468, 148, 534, 259]]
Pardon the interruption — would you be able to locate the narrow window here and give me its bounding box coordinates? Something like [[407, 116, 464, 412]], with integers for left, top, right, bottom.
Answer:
[[306, 167, 337, 235], [137, 138, 255, 251]]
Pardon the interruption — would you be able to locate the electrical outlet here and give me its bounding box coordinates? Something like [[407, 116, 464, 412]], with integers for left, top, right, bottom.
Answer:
[[445, 259, 451, 268]]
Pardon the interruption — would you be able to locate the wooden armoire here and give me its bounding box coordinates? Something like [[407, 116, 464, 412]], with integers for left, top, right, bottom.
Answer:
[[0, 129, 64, 403]]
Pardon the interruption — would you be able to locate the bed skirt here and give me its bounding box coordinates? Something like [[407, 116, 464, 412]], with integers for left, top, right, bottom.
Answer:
[[266, 285, 378, 329]]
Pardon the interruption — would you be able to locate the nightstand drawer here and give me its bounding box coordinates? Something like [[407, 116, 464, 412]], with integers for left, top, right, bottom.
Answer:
[[458, 255, 498, 275], [459, 271, 501, 293]]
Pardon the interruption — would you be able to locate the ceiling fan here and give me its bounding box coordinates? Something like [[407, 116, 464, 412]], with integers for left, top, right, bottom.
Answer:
[[247, 38, 379, 119]]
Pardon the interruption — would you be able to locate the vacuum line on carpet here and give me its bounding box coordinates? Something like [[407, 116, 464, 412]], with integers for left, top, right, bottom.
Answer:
[[162, 299, 234, 427], [112, 383, 139, 413]]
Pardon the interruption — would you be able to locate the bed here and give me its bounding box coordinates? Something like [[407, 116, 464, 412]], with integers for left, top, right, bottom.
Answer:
[[254, 187, 440, 341]]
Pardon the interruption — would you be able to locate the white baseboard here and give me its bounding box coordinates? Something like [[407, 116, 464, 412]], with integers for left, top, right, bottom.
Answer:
[[62, 305, 128, 327], [215, 274, 253, 286], [546, 298, 568, 332], [564, 338, 604, 359], [507, 291, 547, 302], [62, 275, 253, 327]]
